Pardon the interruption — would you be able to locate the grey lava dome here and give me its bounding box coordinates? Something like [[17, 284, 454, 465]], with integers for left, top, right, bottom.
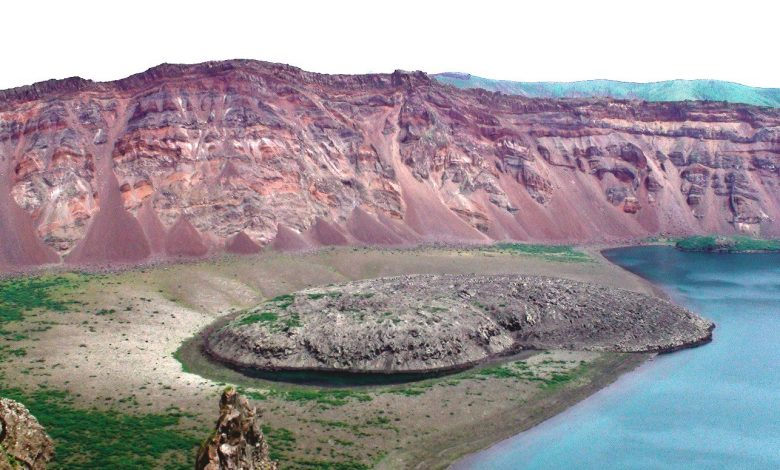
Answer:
[[205, 274, 714, 374]]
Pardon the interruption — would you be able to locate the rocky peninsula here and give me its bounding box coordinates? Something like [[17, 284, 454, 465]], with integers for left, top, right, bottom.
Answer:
[[206, 274, 714, 374]]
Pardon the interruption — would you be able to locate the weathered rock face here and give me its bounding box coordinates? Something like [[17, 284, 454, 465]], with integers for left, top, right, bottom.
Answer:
[[196, 388, 278, 470], [1, 60, 780, 269], [206, 275, 714, 373], [0, 398, 54, 470]]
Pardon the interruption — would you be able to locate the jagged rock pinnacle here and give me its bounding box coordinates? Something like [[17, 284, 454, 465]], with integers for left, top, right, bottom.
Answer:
[[0, 398, 54, 470], [196, 388, 278, 470]]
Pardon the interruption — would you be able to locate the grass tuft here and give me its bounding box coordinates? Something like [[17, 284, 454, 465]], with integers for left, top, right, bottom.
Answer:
[[0, 275, 83, 326], [235, 311, 278, 326], [487, 243, 591, 262], [271, 388, 372, 408]]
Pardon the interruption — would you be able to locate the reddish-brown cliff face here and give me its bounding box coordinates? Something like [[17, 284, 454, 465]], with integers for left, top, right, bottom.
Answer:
[[1, 60, 779, 269]]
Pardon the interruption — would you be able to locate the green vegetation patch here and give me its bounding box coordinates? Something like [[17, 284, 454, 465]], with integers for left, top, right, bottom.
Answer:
[[172, 348, 193, 374], [272, 388, 372, 408], [386, 387, 427, 397], [270, 294, 295, 309], [675, 235, 718, 251], [235, 311, 278, 326], [0, 346, 26, 362], [0, 274, 86, 361], [539, 371, 579, 390], [261, 424, 374, 469], [385, 381, 434, 397], [676, 235, 780, 253], [261, 425, 296, 461], [0, 275, 83, 326], [462, 359, 589, 390], [306, 292, 342, 300], [231, 293, 305, 331], [0, 384, 199, 470], [473, 363, 532, 379], [238, 386, 372, 408], [487, 243, 591, 262], [1, 442, 21, 468]]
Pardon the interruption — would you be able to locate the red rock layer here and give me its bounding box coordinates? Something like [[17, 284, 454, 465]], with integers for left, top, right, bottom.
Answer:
[[0, 59, 779, 269], [0, 119, 59, 268]]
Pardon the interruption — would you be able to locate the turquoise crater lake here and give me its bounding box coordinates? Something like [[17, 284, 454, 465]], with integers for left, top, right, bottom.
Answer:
[[453, 246, 780, 469]]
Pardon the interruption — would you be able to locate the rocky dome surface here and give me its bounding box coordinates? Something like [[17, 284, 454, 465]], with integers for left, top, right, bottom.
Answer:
[[0, 397, 54, 470], [1, 60, 780, 270], [206, 275, 714, 373]]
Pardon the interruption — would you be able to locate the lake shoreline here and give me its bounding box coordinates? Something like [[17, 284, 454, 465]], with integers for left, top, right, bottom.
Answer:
[[427, 352, 651, 470], [443, 245, 703, 470], [449, 246, 780, 469]]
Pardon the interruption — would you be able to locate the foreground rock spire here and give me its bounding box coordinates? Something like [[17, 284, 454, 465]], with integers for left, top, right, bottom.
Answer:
[[196, 388, 278, 470], [0, 398, 54, 470]]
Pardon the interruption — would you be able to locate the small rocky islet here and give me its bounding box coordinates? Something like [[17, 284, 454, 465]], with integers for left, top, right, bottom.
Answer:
[[206, 274, 715, 374]]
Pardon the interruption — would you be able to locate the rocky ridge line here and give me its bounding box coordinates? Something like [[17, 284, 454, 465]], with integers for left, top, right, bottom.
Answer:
[[1, 59, 779, 270]]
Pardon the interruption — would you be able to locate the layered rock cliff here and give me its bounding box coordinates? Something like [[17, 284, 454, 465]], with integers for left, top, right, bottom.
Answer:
[[1, 60, 779, 269]]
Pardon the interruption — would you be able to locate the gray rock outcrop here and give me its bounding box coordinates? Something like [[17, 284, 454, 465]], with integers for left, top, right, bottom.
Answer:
[[206, 274, 714, 374], [195, 388, 278, 470], [0, 398, 54, 470]]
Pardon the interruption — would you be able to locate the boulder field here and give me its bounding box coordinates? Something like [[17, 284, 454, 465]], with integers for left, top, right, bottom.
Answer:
[[205, 274, 714, 374]]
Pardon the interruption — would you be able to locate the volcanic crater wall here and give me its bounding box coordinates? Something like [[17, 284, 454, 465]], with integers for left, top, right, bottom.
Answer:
[[1, 60, 780, 269]]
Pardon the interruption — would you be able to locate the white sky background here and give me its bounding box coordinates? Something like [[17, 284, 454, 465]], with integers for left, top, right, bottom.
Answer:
[[2, 0, 778, 90]]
